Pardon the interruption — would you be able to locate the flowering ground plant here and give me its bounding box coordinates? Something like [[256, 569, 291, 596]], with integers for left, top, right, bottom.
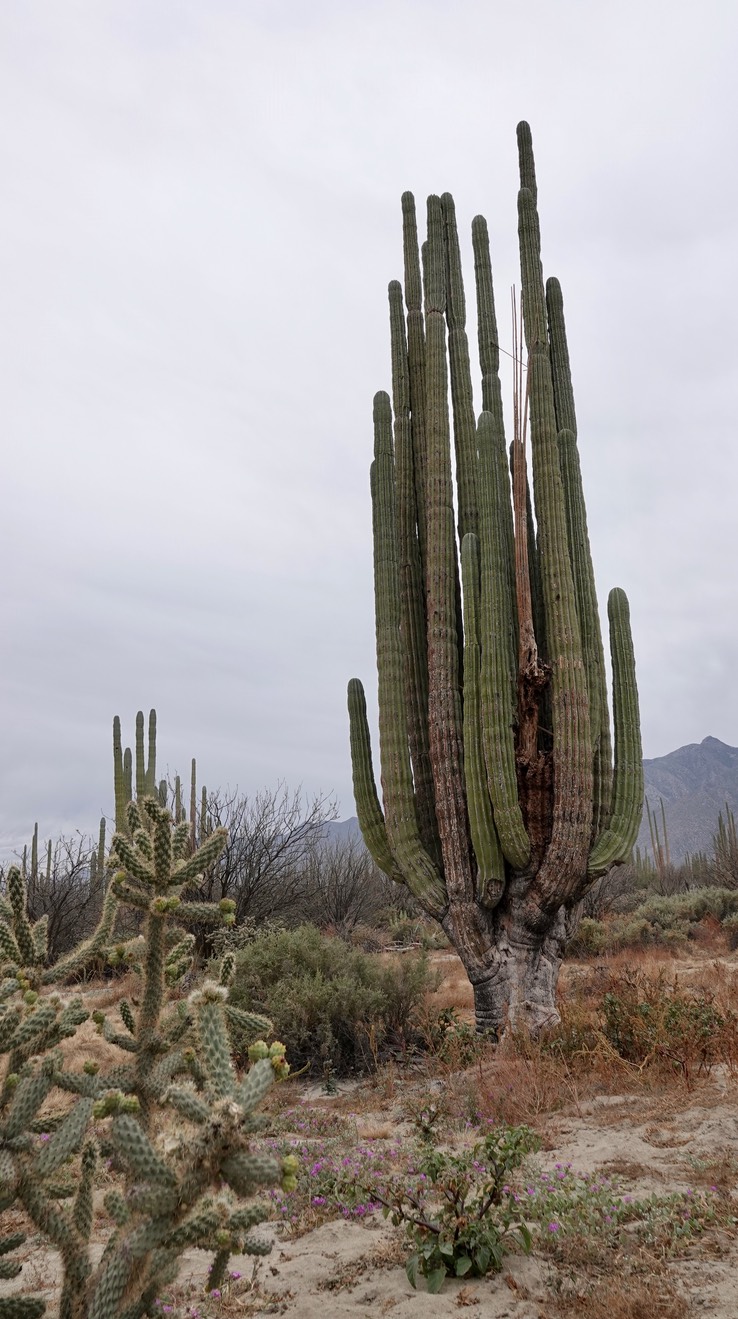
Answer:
[[371, 1125, 541, 1293]]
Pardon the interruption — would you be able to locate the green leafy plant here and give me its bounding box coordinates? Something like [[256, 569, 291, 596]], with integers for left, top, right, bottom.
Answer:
[[375, 1125, 540, 1292], [227, 923, 437, 1073]]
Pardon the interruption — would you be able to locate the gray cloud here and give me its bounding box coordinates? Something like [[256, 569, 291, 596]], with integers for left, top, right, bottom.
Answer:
[[1, 0, 737, 855]]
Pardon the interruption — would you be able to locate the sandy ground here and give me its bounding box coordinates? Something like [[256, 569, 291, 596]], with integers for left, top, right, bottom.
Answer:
[[6, 1079, 738, 1318]]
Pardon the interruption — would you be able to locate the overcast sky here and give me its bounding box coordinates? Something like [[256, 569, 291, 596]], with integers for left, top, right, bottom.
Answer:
[[1, 0, 737, 856]]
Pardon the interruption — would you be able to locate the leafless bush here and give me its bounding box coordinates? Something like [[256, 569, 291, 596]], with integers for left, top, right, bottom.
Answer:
[[184, 783, 336, 953], [299, 833, 396, 935], [1, 832, 106, 962]]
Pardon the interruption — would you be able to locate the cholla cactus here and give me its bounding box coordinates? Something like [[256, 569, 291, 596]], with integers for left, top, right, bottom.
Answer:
[[1, 732, 289, 1319]]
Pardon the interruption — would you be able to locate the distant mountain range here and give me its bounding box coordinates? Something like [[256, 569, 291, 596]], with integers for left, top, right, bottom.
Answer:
[[639, 736, 738, 864], [333, 736, 738, 868]]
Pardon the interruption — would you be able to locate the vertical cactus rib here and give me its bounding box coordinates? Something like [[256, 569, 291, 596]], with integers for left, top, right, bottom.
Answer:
[[423, 196, 474, 903], [370, 391, 447, 914], [588, 588, 643, 874], [518, 182, 592, 910], [442, 193, 478, 543], [547, 273, 613, 834], [388, 279, 439, 864], [461, 533, 505, 903]]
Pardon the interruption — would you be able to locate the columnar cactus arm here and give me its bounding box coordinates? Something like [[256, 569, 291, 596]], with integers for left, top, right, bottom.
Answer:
[[388, 279, 439, 865], [547, 276, 613, 835], [113, 717, 127, 834], [423, 195, 474, 904], [370, 391, 447, 914], [461, 533, 505, 903], [401, 192, 428, 573], [346, 679, 406, 886], [442, 192, 478, 543], [588, 588, 643, 874], [471, 216, 518, 682], [516, 120, 538, 203], [518, 176, 592, 912]]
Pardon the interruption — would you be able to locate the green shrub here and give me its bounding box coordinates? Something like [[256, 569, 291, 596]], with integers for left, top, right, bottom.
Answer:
[[566, 917, 607, 957], [227, 924, 437, 1074], [635, 888, 738, 929]]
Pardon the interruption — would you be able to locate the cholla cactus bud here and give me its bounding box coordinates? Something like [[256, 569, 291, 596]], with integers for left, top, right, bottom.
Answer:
[[268, 1041, 289, 1079], [6, 1073, 19, 1089], [281, 1155, 299, 1178], [91, 1010, 105, 1026], [23, 990, 39, 1006], [247, 1041, 270, 1063], [92, 1091, 140, 1119], [215, 1229, 231, 1248], [189, 981, 228, 1007], [218, 899, 236, 915], [83, 1061, 99, 1076]]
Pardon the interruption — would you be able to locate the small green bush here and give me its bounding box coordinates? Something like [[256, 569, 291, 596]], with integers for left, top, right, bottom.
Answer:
[[227, 924, 437, 1074], [566, 917, 607, 957]]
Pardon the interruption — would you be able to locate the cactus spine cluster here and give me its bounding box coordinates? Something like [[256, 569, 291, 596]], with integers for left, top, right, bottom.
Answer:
[[349, 123, 643, 1034], [1, 715, 289, 1318]]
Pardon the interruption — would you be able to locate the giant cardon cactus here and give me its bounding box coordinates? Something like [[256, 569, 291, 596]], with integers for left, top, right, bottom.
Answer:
[[348, 123, 642, 1035]]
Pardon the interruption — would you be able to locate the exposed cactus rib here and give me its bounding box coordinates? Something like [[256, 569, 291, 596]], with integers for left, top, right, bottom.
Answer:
[[518, 181, 592, 914]]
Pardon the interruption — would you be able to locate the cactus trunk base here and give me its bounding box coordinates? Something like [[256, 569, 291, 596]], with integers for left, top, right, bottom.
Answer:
[[449, 907, 570, 1039]]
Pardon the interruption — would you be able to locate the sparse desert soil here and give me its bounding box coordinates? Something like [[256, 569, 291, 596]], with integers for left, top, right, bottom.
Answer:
[[5, 947, 738, 1318]]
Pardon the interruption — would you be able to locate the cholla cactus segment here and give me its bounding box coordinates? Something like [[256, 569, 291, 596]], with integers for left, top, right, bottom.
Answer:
[[33, 1098, 94, 1176], [172, 827, 228, 884], [224, 1004, 272, 1038], [0, 1298, 47, 1317], [164, 1086, 210, 1125], [1, 714, 288, 1319]]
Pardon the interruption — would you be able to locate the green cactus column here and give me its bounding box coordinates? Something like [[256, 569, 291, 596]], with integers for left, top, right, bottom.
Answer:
[[348, 121, 643, 1036]]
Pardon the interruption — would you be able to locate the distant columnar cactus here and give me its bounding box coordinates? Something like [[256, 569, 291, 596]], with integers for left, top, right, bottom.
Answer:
[[348, 123, 642, 1035], [0, 717, 288, 1319]]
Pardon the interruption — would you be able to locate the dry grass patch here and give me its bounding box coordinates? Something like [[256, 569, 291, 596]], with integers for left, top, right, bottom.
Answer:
[[550, 1272, 689, 1318]]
